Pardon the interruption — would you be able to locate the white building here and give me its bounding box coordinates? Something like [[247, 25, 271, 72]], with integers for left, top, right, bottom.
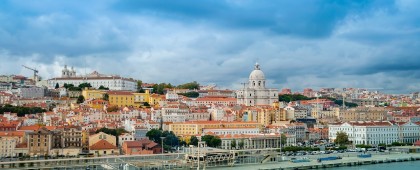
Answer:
[[0, 136, 18, 158], [328, 121, 412, 145], [209, 107, 225, 121], [294, 107, 309, 119], [237, 63, 278, 106], [118, 133, 135, 147], [165, 91, 179, 100], [47, 65, 137, 91], [17, 86, 45, 98], [0, 82, 12, 91], [219, 133, 296, 150], [203, 128, 260, 135], [0, 92, 13, 105], [396, 121, 420, 144]]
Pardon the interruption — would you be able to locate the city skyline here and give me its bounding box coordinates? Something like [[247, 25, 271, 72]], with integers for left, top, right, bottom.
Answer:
[[1, 0, 420, 94]]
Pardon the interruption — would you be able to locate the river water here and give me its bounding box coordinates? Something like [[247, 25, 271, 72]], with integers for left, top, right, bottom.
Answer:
[[320, 161, 420, 170]]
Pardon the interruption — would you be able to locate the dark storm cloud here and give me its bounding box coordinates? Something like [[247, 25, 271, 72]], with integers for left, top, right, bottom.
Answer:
[[0, 0, 419, 93], [114, 0, 394, 38]]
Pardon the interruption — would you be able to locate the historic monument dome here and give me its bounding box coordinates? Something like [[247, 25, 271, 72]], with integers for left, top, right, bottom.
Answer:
[[237, 62, 278, 106], [249, 63, 265, 80]]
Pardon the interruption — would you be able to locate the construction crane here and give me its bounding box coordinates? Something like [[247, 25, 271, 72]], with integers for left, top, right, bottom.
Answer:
[[22, 65, 39, 82]]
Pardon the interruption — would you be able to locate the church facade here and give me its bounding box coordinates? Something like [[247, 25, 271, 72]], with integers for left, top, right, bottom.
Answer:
[[47, 65, 137, 91], [236, 63, 278, 106]]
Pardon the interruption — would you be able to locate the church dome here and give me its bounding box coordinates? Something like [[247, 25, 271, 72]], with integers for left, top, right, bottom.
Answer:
[[249, 63, 265, 80]]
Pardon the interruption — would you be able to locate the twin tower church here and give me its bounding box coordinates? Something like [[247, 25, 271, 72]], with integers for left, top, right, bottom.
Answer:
[[236, 63, 279, 106]]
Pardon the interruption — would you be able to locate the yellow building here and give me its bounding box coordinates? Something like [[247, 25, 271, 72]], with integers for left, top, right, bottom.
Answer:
[[82, 89, 106, 100], [149, 94, 165, 107], [133, 89, 151, 107], [88, 132, 118, 156], [81, 130, 89, 151], [108, 90, 153, 108], [258, 108, 274, 126], [108, 91, 134, 107], [339, 107, 386, 122], [86, 99, 108, 110], [89, 132, 116, 147], [272, 108, 287, 122], [169, 121, 263, 136]]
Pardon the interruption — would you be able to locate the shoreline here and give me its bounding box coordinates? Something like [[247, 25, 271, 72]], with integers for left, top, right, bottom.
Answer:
[[224, 153, 420, 170]]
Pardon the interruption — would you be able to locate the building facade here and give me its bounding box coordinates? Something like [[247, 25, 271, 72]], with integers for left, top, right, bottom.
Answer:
[[236, 63, 278, 106], [48, 66, 137, 91], [28, 127, 53, 156], [328, 121, 407, 145]]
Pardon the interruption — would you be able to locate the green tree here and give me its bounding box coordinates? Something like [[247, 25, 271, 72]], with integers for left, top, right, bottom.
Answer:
[[55, 83, 59, 89], [180, 140, 187, 146], [231, 139, 237, 149], [178, 91, 199, 98], [0, 105, 46, 117], [391, 142, 404, 146], [278, 94, 310, 102], [190, 136, 199, 146], [103, 93, 109, 101], [335, 131, 350, 146], [65, 83, 82, 91], [201, 135, 222, 147], [137, 80, 145, 93], [162, 131, 179, 147], [356, 144, 372, 148], [98, 85, 109, 90], [96, 128, 128, 145], [76, 95, 85, 104], [280, 133, 287, 146], [238, 139, 244, 149], [78, 83, 92, 89], [143, 102, 150, 107], [177, 81, 200, 90], [146, 129, 163, 143], [152, 83, 175, 94]]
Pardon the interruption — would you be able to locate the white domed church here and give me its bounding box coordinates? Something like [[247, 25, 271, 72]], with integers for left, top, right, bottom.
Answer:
[[236, 63, 279, 106]]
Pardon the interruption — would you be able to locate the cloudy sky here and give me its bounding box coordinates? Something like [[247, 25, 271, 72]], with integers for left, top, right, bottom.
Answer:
[[1, 0, 419, 94]]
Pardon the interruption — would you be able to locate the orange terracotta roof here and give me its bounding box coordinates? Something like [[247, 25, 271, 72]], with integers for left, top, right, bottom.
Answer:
[[171, 121, 261, 125], [89, 139, 117, 150], [108, 91, 133, 95], [19, 125, 57, 131], [0, 131, 25, 137], [195, 97, 236, 102]]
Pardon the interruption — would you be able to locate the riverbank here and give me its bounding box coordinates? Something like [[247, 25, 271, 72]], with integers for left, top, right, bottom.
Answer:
[[224, 153, 420, 170]]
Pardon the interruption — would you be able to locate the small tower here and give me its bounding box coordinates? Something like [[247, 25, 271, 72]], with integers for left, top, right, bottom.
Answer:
[[62, 65, 69, 77], [70, 66, 76, 77]]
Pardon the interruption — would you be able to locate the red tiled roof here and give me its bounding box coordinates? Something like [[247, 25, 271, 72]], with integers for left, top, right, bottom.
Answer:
[[108, 91, 133, 95], [89, 139, 117, 150], [0, 131, 25, 137], [16, 143, 27, 148], [19, 125, 57, 131]]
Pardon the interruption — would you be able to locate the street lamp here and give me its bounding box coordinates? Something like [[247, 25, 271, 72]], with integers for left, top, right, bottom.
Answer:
[[197, 141, 206, 170], [279, 133, 282, 154], [160, 137, 166, 154]]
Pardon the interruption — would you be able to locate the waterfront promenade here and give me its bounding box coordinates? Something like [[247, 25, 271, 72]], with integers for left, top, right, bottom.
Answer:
[[225, 152, 420, 170], [0, 150, 419, 169]]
